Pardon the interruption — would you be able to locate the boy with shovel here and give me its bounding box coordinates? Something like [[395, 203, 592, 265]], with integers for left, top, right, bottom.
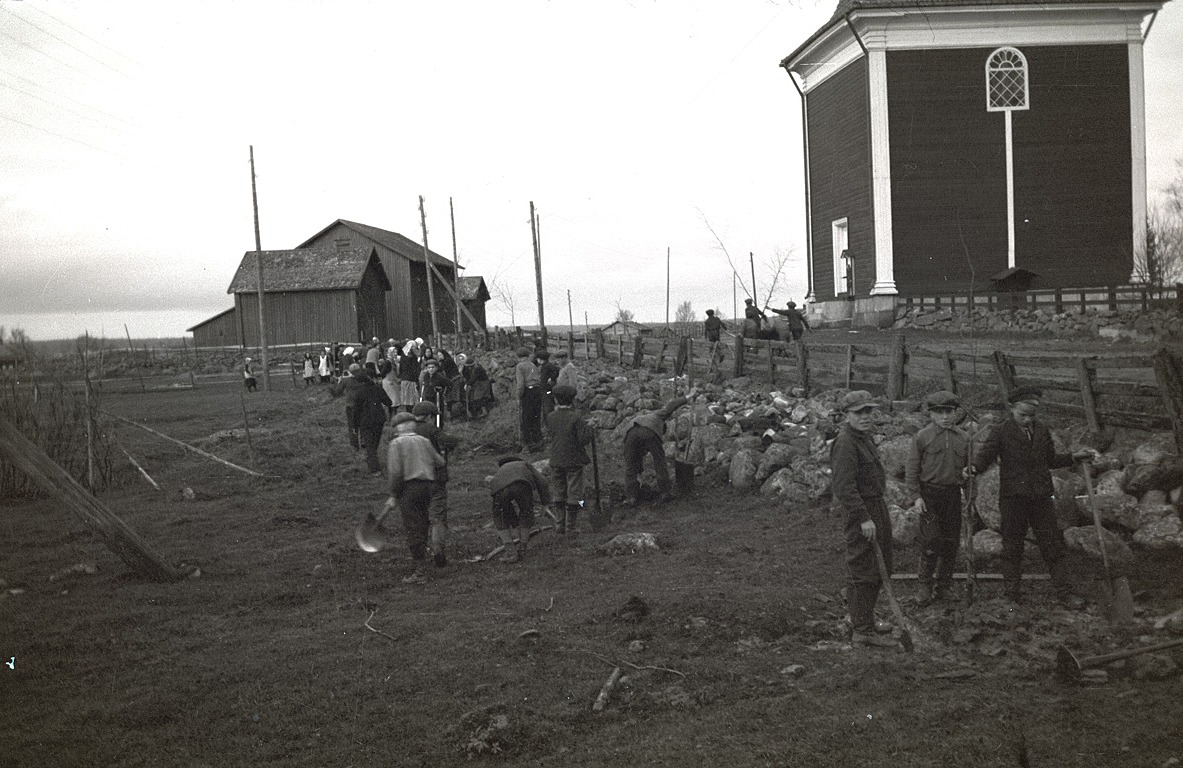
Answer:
[[545, 384, 593, 534], [831, 390, 897, 648], [386, 412, 446, 584]]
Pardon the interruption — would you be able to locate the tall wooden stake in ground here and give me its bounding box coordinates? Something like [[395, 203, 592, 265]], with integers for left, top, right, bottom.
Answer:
[[419, 195, 440, 345], [249, 145, 271, 392], [749, 251, 758, 309], [666, 246, 670, 330], [530, 201, 546, 343], [450, 197, 462, 336]]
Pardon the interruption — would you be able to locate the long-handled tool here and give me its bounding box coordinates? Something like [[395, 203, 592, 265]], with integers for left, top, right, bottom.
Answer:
[[1081, 459, 1134, 625], [962, 426, 978, 604], [1056, 637, 1183, 682], [872, 538, 915, 653], [589, 430, 605, 532], [356, 498, 397, 553]]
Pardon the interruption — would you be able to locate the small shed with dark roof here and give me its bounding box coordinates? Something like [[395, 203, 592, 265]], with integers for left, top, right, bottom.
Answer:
[[457, 276, 490, 331], [781, 0, 1168, 327], [186, 307, 237, 349], [298, 219, 488, 339], [227, 246, 390, 346]]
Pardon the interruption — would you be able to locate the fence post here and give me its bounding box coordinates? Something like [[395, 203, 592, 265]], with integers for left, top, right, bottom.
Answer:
[[795, 339, 810, 396], [685, 338, 694, 388], [653, 338, 668, 372], [583, 332, 590, 360], [1054, 288, 1063, 314], [844, 344, 854, 389], [633, 336, 645, 368], [1108, 286, 1118, 312], [733, 334, 745, 378], [886, 333, 907, 400], [567, 331, 575, 360], [595, 330, 605, 359], [617, 336, 624, 364], [767, 340, 776, 386], [991, 350, 1015, 402], [1152, 349, 1183, 453], [1075, 357, 1102, 433], [943, 349, 957, 394]]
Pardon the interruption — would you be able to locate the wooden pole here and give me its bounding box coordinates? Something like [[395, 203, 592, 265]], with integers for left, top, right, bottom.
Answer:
[[584, 311, 591, 359], [419, 195, 440, 345], [450, 197, 462, 335], [101, 410, 268, 478], [686, 338, 694, 388], [112, 434, 162, 491], [1075, 357, 1102, 433], [424, 257, 489, 334], [795, 339, 810, 396], [1151, 348, 1183, 453], [0, 414, 187, 581], [530, 202, 546, 343], [732, 273, 737, 323], [886, 333, 907, 401], [249, 145, 271, 392], [991, 350, 1016, 402], [844, 344, 854, 389], [749, 251, 758, 309], [124, 325, 146, 393], [666, 245, 670, 330]]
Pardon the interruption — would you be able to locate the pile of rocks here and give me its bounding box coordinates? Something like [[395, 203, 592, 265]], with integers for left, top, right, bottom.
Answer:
[[892, 306, 1183, 343]]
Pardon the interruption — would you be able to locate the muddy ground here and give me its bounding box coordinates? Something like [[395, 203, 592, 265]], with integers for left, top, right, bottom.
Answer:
[[2, 340, 1182, 767]]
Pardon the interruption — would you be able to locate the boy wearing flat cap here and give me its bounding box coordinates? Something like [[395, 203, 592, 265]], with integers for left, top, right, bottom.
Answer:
[[386, 412, 446, 584], [831, 390, 897, 648], [906, 391, 969, 605], [545, 384, 592, 533], [970, 386, 1097, 603]]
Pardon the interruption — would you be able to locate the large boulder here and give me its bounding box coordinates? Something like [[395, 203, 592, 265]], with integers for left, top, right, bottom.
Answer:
[[884, 477, 914, 509], [972, 466, 1001, 531], [1132, 513, 1183, 551], [969, 529, 1004, 561], [759, 469, 812, 505], [876, 435, 914, 480], [1063, 525, 1134, 566], [1074, 491, 1142, 531], [1093, 469, 1126, 497], [889, 503, 921, 546], [1124, 458, 1183, 499], [756, 442, 800, 482], [729, 449, 761, 491], [1053, 475, 1087, 529]]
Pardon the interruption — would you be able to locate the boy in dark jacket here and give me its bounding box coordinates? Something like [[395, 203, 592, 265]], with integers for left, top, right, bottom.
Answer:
[[545, 384, 592, 534], [621, 396, 686, 506], [488, 456, 551, 563]]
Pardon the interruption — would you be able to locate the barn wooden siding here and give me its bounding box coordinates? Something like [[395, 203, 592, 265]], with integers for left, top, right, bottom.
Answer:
[[189, 308, 237, 349], [302, 222, 459, 340], [888, 45, 1131, 294], [235, 290, 360, 347], [806, 57, 874, 300]]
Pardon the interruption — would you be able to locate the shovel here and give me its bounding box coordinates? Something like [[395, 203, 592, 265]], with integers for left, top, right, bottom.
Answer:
[[1056, 637, 1183, 682], [356, 498, 397, 553], [872, 537, 915, 653], [1081, 460, 1134, 625]]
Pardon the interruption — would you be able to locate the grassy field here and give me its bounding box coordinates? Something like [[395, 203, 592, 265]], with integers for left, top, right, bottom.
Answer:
[[2, 368, 1182, 767]]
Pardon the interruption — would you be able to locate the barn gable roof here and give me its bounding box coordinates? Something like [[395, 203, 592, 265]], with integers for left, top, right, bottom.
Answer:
[[227, 247, 391, 294], [296, 219, 455, 268], [186, 307, 235, 332], [458, 276, 490, 302]]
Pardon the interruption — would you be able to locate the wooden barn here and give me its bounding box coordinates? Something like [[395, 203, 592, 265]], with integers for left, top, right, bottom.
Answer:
[[298, 219, 488, 339], [601, 319, 654, 338], [227, 246, 391, 346], [781, 0, 1167, 326], [186, 307, 237, 349]]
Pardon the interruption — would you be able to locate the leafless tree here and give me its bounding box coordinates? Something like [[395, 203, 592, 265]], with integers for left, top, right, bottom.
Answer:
[[487, 271, 519, 327], [613, 298, 635, 324], [674, 300, 697, 335], [1140, 160, 1183, 295], [698, 210, 797, 312]]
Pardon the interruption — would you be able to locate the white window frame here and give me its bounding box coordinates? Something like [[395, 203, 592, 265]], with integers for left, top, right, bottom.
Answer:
[[985, 46, 1030, 113], [831, 218, 849, 297]]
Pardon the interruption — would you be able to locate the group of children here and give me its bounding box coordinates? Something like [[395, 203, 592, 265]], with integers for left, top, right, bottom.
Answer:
[[832, 385, 1098, 648]]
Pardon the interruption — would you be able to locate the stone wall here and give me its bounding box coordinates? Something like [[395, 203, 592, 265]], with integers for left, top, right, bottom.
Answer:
[[891, 306, 1183, 343]]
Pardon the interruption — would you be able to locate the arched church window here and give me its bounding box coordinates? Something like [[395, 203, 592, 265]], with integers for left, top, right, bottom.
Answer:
[[986, 47, 1029, 112]]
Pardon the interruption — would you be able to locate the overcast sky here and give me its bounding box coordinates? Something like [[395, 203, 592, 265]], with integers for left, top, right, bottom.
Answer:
[[1, 0, 1180, 341]]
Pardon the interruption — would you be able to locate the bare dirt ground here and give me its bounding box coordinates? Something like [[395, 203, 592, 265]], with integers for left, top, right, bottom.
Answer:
[[2, 351, 1182, 767]]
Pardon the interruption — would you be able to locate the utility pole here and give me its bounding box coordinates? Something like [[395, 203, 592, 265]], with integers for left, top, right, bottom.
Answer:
[[567, 289, 574, 331], [450, 197, 462, 336], [249, 145, 270, 392], [530, 201, 545, 343], [733, 273, 737, 320], [750, 251, 758, 309], [419, 195, 439, 345], [666, 246, 670, 329]]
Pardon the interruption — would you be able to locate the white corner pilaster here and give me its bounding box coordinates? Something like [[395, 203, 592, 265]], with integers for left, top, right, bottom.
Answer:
[[867, 48, 897, 296], [1128, 34, 1148, 283]]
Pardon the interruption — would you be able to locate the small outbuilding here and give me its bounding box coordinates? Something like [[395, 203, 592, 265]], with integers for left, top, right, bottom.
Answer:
[[186, 307, 237, 349], [601, 320, 654, 338]]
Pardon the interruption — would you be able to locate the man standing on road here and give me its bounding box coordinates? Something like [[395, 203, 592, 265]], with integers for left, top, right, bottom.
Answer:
[[970, 386, 1097, 604], [831, 390, 897, 648]]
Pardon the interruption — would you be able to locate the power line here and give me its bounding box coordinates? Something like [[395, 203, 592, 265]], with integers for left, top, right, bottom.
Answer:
[[0, 4, 137, 80], [0, 79, 123, 132], [0, 27, 116, 90], [0, 113, 121, 157], [0, 67, 135, 128], [23, 2, 146, 72]]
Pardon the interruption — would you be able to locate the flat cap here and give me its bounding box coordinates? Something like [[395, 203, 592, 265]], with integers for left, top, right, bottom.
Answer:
[[517, 347, 531, 357], [1008, 386, 1043, 405], [840, 390, 880, 412], [924, 390, 960, 409], [552, 383, 577, 402], [348, 363, 362, 374], [391, 412, 417, 426]]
